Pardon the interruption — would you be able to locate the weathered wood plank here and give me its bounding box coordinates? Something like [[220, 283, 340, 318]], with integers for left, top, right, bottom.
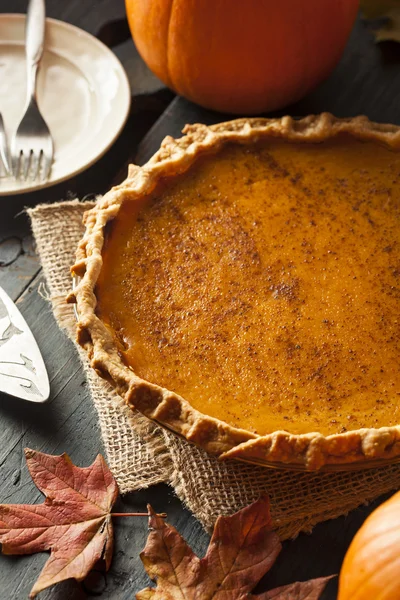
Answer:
[[1, 0, 126, 35], [0, 233, 40, 301], [0, 4, 399, 599]]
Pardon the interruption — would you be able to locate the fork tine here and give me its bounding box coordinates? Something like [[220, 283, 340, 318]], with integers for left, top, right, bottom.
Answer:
[[20, 150, 32, 180], [30, 151, 41, 181], [10, 0, 53, 185]]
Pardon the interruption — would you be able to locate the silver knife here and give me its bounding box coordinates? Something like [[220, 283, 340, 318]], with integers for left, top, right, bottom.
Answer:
[[0, 287, 49, 402], [0, 114, 11, 176]]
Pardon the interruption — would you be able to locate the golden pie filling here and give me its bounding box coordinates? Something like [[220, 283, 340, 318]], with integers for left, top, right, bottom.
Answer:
[[96, 136, 400, 437]]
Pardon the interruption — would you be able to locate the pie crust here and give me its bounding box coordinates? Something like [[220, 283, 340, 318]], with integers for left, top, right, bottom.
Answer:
[[69, 113, 400, 470]]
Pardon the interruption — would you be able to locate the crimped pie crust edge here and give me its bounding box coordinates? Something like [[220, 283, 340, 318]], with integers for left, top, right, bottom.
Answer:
[[68, 112, 400, 470]]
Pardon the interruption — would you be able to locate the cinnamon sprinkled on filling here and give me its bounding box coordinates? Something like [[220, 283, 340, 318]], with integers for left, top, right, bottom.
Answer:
[[97, 137, 400, 435]]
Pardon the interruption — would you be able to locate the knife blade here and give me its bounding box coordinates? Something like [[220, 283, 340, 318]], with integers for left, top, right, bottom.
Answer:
[[0, 286, 50, 402]]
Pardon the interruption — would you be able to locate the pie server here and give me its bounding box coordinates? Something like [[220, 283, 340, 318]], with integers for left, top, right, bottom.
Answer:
[[0, 286, 50, 402]]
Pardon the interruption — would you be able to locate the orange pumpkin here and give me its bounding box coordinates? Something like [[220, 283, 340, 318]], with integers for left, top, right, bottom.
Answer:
[[338, 490, 400, 600], [125, 0, 359, 114]]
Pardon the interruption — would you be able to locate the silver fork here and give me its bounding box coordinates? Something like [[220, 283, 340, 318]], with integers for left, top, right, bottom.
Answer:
[[11, 0, 53, 181]]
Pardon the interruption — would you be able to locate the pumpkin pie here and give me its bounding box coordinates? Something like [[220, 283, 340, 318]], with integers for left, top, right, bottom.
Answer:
[[70, 113, 400, 469]]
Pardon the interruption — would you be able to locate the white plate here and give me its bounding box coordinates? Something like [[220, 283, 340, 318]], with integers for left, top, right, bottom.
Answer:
[[0, 14, 131, 195]]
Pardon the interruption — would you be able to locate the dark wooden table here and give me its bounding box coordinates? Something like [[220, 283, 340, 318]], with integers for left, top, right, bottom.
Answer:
[[0, 3, 399, 598]]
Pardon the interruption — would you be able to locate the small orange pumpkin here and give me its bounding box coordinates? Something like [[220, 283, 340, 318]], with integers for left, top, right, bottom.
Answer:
[[125, 0, 359, 114], [338, 490, 400, 600]]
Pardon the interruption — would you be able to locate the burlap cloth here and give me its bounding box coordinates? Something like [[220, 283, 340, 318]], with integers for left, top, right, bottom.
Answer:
[[28, 199, 400, 540]]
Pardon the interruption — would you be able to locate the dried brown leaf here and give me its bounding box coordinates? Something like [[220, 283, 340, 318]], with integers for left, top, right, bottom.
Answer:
[[251, 576, 335, 599], [0, 448, 118, 598], [137, 496, 334, 600]]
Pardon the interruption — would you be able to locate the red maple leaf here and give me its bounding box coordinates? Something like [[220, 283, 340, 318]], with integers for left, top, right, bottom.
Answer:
[[137, 496, 334, 599], [0, 448, 118, 598]]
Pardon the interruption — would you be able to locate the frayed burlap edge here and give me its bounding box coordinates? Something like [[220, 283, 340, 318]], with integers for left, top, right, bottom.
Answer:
[[28, 199, 400, 539]]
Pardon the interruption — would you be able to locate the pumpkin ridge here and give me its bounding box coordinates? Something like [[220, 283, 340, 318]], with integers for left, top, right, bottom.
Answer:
[[378, 568, 400, 600], [345, 552, 400, 600], [126, 0, 359, 114], [165, 0, 177, 91]]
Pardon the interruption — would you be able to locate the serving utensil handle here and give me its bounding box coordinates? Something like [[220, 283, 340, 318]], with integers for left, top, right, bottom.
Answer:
[[25, 0, 46, 100]]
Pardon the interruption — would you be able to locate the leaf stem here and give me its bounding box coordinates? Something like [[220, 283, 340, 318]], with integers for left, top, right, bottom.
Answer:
[[111, 512, 167, 518]]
